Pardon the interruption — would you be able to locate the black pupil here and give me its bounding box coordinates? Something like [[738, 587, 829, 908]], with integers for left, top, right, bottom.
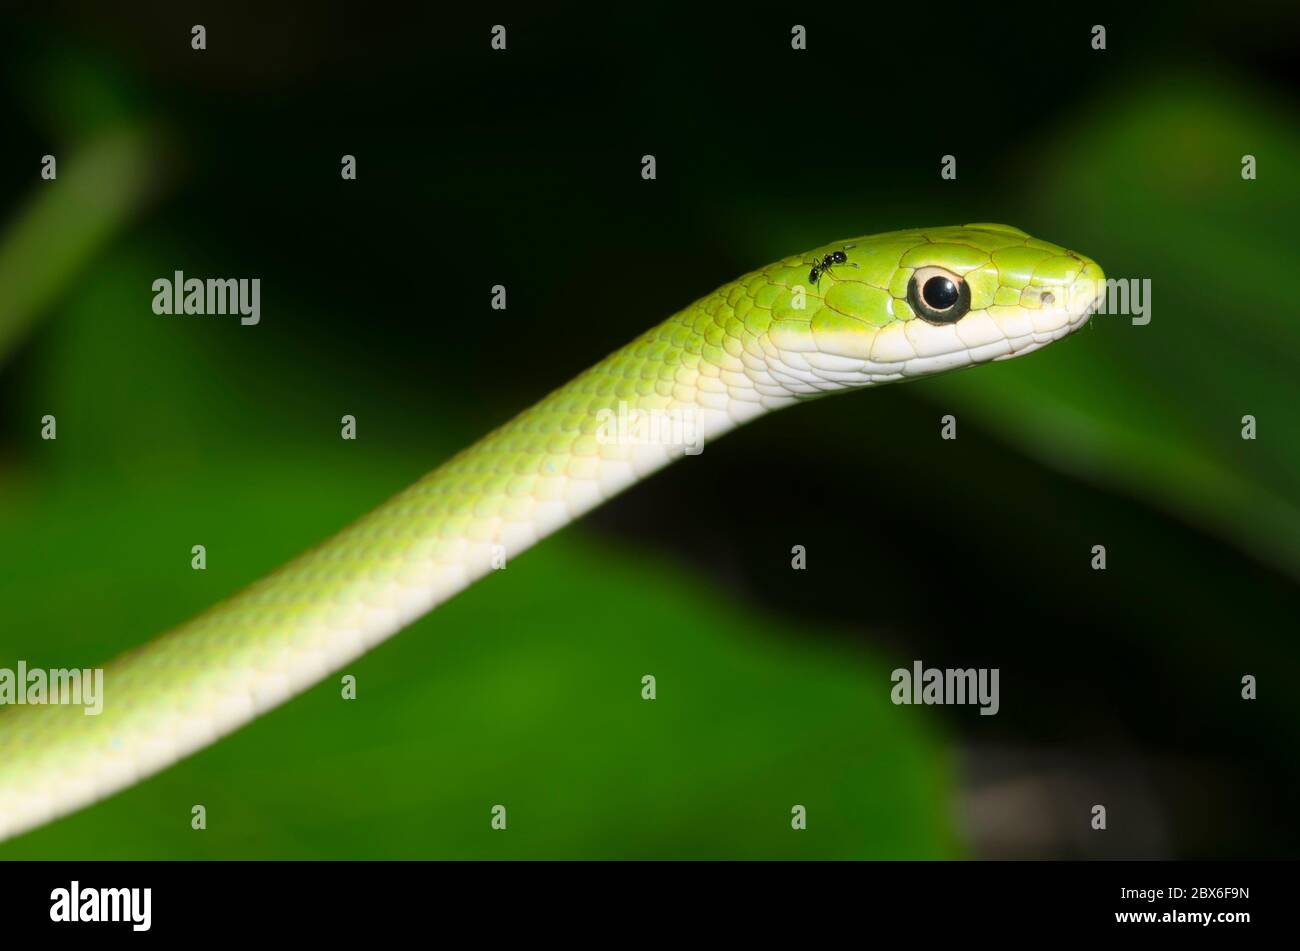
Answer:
[[922, 276, 959, 310]]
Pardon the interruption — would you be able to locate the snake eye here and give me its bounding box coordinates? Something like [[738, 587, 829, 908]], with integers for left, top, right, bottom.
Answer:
[[908, 266, 970, 324]]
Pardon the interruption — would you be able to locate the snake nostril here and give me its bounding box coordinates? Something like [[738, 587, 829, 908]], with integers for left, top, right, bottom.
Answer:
[[1041, 292, 1056, 307]]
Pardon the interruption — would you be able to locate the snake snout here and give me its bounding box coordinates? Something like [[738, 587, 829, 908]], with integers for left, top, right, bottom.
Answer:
[[1066, 255, 1107, 326]]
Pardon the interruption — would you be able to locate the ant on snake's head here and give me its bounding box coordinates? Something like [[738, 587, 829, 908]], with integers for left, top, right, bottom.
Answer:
[[807, 247, 856, 286]]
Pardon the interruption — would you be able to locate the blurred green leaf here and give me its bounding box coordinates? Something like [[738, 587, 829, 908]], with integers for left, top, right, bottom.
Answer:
[[0, 467, 955, 859], [928, 74, 1300, 580], [0, 246, 955, 859], [0, 125, 170, 367]]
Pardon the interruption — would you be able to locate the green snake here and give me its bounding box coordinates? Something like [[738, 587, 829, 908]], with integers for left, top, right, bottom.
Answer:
[[0, 223, 1103, 842]]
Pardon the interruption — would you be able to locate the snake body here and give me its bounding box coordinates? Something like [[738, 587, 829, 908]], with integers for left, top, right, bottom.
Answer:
[[0, 224, 1103, 842]]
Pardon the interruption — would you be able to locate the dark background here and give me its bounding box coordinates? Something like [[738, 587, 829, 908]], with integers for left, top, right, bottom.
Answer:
[[0, 1, 1296, 858]]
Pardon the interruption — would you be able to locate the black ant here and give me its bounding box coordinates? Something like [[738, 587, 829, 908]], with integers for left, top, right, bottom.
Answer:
[[808, 245, 858, 286]]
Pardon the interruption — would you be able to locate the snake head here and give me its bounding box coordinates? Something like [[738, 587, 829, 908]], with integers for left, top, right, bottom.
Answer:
[[759, 223, 1105, 395], [894, 222, 1107, 368]]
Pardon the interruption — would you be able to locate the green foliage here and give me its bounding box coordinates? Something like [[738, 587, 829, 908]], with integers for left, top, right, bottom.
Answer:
[[0, 249, 954, 859]]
